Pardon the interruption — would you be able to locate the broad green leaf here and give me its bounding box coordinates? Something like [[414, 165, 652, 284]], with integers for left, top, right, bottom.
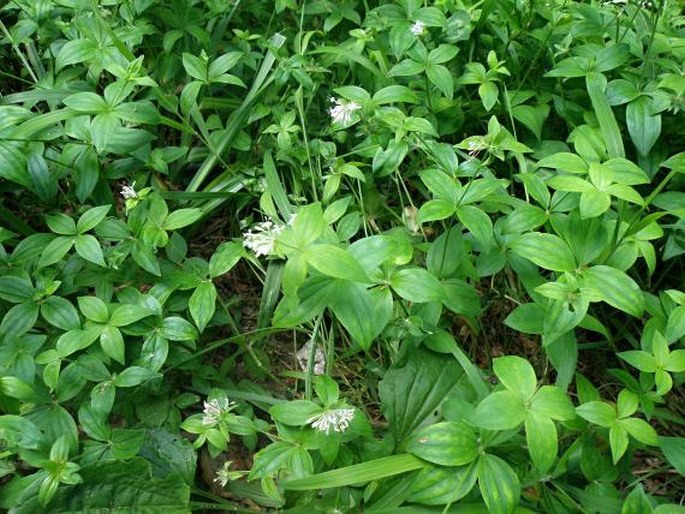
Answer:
[[504, 303, 544, 334], [493, 356, 537, 399], [477, 453, 521, 514], [113, 366, 161, 387], [328, 281, 391, 350], [75, 234, 106, 266], [46, 213, 77, 235], [76, 206, 111, 234], [110, 303, 154, 327], [139, 428, 197, 486], [11, 459, 190, 513], [78, 296, 109, 323], [304, 244, 369, 283], [41, 296, 80, 331], [617, 389, 639, 419], [406, 422, 478, 466], [525, 410, 557, 473], [63, 92, 108, 112], [182, 52, 207, 81], [666, 350, 685, 373], [269, 400, 321, 426], [621, 484, 653, 514], [472, 391, 526, 430], [162, 209, 202, 231], [531, 385, 576, 420], [160, 317, 198, 342], [427, 64, 453, 99], [132, 241, 161, 276], [372, 85, 418, 105], [0, 415, 43, 450], [0, 302, 39, 338], [379, 346, 463, 445], [537, 152, 588, 173], [209, 241, 244, 278], [576, 401, 616, 427], [626, 96, 660, 157], [55, 39, 97, 70], [408, 462, 478, 505], [457, 205, 493, 249], [390, 268, 445, 303], [0, 276, 34, 304], [189, 281, 216, 333], [418, 199, 456, 222], [659, 437, 685, 476], [619, 417, 658, 446], [579, 190, 611, 218], [39, 236, 75, 267], [609, 423, 629, 463], [618, 351, 657, 372], [579, 265, 644, 317], [101, 325, 125, 364], [509, 233, 576, 272]]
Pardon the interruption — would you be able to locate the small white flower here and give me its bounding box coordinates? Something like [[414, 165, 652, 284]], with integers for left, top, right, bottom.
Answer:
[[410, 20, 426, 37], [308, 408, 355, 434], [120, 184, 138, 200], [242, 219, 284, 257], [202, 398, 235, 427], [329, 97, 362, 125], [214, 461, 233, 487]]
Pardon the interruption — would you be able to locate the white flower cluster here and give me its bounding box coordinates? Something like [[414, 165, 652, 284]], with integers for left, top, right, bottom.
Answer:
[[308, 408, 355, 434], [202, 398, 236, 427], [410, 20, 426, 37], [242, 219, 284, 257], [329, 97, 361, 125], [120, 184, 138, 200]]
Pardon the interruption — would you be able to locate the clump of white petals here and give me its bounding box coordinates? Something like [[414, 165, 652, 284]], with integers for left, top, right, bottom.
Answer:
[[242, 220, 284, 257], [329, 97, 361, 125], [410, 20, 426, 37], [202, 398, 235, 427], [308, 408, 355, 434], [120, 184, 138, 200], [214, 461, 232, 487]]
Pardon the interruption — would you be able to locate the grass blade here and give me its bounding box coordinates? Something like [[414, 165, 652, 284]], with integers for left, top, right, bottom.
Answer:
[[280, 454, 425, 490], [186, 33, 286, 193], [586, 71, 624, 159]]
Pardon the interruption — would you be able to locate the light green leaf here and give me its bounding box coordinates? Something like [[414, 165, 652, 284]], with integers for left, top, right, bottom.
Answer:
[[472, 391, 526, 430], [189, 281, 216, 333], [77, 206, 111, 234], [101, 325, 125, 364], [509, 233, 576, 272], [390, 268, 445, 303], [619, 417, 659, 446], [304, 244, 369, 283], [41, 296, 80, 331], [78, 296, 110, 323], [525, 410, 557, 473], [531, 385, 576, 420], [75, 234, 106, 266], [576, 401, 616, 427], [162, 209, 202, 231], [579, 265, 644, 317], [39, 236, 75, 267], [493, 355, 537, 399], [618, 351, 657, 372], [477, 453, 521, 514], [406, 422, 478, 466], [609, 423, 629, 463]]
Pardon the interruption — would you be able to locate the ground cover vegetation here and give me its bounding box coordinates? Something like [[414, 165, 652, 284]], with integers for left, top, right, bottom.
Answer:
[[0, 0, 684, 511]]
